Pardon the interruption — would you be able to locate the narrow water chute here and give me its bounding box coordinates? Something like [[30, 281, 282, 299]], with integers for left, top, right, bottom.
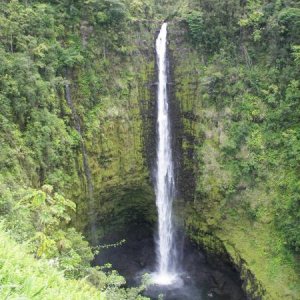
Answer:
[[153, 22, 178, 285]]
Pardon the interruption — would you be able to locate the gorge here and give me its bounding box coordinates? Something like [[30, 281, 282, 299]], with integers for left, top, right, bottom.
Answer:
[[94, 22, 246, 299], [0, 1, 299, 300]]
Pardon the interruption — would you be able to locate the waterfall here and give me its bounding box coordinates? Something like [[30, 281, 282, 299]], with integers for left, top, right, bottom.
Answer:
[[153, 22, 178, 285]]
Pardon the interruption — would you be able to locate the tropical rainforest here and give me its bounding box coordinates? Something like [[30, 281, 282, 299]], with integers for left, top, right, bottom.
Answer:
[[0, 0, 299, 299]]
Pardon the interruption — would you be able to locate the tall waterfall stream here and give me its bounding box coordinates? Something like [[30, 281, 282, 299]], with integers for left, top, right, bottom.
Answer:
[[153, 22, 178, 285]]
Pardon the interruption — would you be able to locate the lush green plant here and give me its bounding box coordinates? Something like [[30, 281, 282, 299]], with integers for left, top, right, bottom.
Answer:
[[0, 227, 106, 300], [185, 10, 204, 45], [0, 227, 150, 299]]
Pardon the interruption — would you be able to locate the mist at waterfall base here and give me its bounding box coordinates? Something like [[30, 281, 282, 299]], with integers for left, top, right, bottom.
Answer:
[[94, 231, 246, 300]]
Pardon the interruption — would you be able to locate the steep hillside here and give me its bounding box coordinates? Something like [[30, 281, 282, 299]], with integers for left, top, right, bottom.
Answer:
[[0, 1, 159, 298], [167, 0, 300, 299], [0, 0, 161, 239], [0, 227, 152, 299]]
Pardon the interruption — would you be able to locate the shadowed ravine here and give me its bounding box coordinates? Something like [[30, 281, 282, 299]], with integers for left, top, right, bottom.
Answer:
[[94, 229, 246, 300]]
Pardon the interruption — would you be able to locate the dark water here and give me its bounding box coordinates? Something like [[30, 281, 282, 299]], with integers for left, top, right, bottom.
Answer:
[[94, 229, 246, 300]]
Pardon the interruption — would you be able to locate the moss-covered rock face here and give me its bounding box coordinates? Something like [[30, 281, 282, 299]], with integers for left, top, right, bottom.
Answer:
[[168, 22, 199, 203], [66, 22, 160, 240], [73, 60, 155, 235], [168, 20, 300, 300], [186, 215, 266, 300]]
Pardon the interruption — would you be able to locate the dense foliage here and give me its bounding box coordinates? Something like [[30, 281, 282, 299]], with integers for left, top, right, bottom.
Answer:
[[0, 0, 157, 298], [182, 0, 300, 254], [163, 0, 300, 298]]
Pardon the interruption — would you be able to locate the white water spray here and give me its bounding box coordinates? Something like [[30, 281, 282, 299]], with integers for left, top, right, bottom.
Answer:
[[153, 23, 178, 286]]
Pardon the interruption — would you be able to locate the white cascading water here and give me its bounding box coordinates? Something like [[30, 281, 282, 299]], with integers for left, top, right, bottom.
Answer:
[[153, 23, 178, 285]]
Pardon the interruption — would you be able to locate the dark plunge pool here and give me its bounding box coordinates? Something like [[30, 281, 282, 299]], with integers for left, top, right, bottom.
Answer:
[[94, 227, 246, 300]]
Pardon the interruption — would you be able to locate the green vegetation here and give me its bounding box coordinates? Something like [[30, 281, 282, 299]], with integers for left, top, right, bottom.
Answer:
[[0, 226, 151, 299], [0, 0, 299, 299], [167, 0, 300, 298], [0, 185, 150, 299], [0, 227, 105, 300], [0, 0, 157, 298]]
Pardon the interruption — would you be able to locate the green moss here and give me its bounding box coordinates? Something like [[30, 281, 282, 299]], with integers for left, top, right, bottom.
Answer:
[[220, 220, 300, 299]]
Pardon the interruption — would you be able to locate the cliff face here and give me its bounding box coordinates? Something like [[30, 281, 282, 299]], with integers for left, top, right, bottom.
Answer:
[[67, 27, 158, 237], [70, 28, 174, 245], [73, 13, 300, 298]]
